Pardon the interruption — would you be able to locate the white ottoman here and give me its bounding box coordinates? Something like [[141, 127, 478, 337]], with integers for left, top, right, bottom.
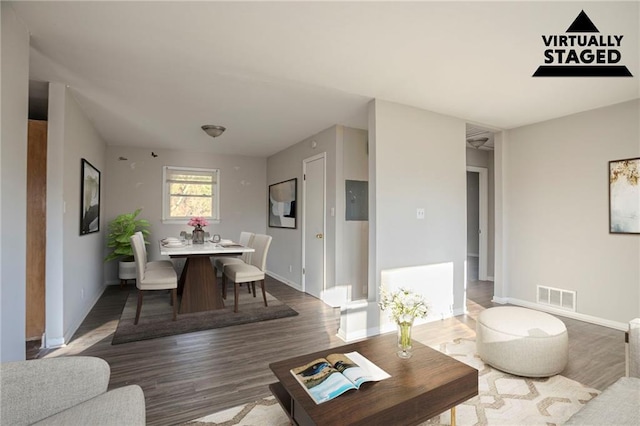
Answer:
[[476, 306, 568, 377]]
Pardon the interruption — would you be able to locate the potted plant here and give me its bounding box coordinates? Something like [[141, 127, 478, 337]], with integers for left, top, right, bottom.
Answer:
[[104, 208, 150, 285]]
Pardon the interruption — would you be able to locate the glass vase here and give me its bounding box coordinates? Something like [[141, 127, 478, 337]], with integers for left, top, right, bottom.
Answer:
[[192, 225, 205, 244], [397, 318, 414, 359]]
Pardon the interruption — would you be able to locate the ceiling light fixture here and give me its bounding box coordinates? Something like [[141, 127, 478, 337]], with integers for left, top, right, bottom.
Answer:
[[201, 125, 226, 138], [467, 137, 489, 149]]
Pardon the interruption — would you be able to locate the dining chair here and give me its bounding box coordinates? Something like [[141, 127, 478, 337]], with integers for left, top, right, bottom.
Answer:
[[130, 235, 178, 325], [214, 232, 255, 299], [134, 231, 174, 270], [224, 234, 272, 313]]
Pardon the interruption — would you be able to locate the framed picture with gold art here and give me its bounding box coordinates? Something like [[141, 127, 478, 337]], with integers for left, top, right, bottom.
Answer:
[[609, 157, 639, 234]]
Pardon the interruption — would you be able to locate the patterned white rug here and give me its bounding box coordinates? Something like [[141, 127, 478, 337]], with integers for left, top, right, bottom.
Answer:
[[185, 339, 600, 426]]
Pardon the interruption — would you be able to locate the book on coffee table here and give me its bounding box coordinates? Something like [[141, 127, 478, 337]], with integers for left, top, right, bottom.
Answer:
[[290, 351, 390, 404]]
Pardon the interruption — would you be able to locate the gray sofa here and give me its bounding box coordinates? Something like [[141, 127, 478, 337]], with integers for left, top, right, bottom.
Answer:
[[565, 318, 640, 425], [0, 356, 145, 425]]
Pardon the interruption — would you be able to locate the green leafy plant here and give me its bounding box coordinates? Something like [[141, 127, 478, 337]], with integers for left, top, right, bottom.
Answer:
[[104, 208, 150, 262]]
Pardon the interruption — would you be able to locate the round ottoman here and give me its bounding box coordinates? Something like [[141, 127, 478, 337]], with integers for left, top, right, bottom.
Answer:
[[476, 306, 568, 377]]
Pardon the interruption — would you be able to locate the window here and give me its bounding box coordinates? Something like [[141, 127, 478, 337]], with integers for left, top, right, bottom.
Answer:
[[162, 166, 220, 223]]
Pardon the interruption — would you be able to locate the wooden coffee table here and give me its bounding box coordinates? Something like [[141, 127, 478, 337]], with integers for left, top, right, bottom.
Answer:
[[269, 333, 478, 426]]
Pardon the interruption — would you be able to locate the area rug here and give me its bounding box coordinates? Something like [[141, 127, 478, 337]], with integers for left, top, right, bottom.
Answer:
[[184, 339, 600, 426], [112, 288, 298, 345]]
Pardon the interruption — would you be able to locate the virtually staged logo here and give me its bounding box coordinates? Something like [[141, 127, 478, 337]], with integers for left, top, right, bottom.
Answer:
[[533, 10, 633, 77]]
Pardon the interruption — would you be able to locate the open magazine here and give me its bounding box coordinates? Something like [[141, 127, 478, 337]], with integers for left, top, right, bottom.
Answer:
[[290, 351, 390, 404]]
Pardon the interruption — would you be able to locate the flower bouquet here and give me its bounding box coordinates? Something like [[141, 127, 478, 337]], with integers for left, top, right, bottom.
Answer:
[[379, 287, 429, 358], [188, 216, 209, 244]]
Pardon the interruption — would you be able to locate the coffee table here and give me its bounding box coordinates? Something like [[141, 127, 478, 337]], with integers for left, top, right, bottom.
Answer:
[[269, 333, 478, 426]]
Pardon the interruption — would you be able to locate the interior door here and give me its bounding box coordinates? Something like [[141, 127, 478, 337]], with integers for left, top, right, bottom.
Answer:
[[26, 120, 47, 341], [303, 154, 325, 299]]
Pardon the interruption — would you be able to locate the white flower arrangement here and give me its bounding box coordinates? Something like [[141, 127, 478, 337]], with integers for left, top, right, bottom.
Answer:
[[379, 287, 429, 324]]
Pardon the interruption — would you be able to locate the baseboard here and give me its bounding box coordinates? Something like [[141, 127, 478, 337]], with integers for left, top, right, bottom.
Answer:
[[266, 270, 301, 291], [337, 325, 382, 342], [45, 337, 65, 348], [57, 286, 106, 347], [486, 276, 494, 281], [337, 314, 455, 343], [452, 307, 466, 317], [492, 296, 509, 304], [496, 297, 627, 331]]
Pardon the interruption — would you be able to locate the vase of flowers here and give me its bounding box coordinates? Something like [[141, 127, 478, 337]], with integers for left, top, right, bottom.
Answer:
[[188, 216, 209, 244], [379, 287, 429, 359]]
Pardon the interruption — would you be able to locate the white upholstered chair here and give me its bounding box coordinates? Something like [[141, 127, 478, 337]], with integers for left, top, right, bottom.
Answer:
[[130, 235, 178, 325], [215, 232, 255, 299], [134, 231, 174, 270], [224, 234, 272, 313]]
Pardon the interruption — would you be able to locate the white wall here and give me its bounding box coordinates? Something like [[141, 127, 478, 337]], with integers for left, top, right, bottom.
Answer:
[[45, 83, 66, 347], [374, 99, 467, 312], [41, 84, 108, 347], [59, 89, 107, 341], [266, 125, 337, 289], [341, 99, 467, 341], [0, 2, 30, 361], [336, 127, 369, 300], [104, 146, 266, 282], [503, 100, 640, 326]]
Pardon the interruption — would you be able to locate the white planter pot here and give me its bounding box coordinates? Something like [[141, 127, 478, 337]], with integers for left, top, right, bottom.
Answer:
[[119, 260, 137, 280]]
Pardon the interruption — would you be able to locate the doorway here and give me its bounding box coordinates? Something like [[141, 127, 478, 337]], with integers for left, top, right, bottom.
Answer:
[[302, 153, 326, 299], [466, 166, 488, 281], [26, 80, 49, 354], [26, 120, 47, 344]]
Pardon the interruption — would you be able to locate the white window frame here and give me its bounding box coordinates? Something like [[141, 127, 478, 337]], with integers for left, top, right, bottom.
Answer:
[[162, 166, 220, 224]]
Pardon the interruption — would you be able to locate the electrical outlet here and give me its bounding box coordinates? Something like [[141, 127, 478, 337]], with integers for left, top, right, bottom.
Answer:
[[416, 208, 425, 219]]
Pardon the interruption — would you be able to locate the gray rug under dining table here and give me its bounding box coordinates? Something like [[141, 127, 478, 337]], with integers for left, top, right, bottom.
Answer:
[[112, 286, 298, 345]]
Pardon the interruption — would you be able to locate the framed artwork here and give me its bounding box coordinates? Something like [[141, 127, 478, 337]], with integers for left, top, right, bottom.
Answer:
[[609, 157, 639, 234], [269, 178, 297, 228], [80, 158, 101, 235]]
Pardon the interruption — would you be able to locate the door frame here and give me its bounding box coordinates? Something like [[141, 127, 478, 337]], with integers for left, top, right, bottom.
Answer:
[[467, 166, 489, 281], [301, 152, 327, 295]]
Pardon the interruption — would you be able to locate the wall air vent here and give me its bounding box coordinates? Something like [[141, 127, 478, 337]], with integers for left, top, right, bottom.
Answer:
[[537, 285, 576, 312]]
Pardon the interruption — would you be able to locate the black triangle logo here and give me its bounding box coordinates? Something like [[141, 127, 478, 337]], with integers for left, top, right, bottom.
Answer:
[[566, 10, 599, 32]]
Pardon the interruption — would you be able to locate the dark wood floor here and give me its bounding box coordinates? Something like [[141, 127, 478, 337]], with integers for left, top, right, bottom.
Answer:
[[32, 277, 626, 425]]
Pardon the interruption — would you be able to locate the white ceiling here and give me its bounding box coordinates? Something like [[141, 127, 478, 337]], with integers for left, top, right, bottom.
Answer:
[[11, 1, 639, 157]]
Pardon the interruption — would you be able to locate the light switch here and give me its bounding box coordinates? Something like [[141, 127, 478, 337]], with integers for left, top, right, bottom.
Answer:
[[416, 208, 425, 219], [330, 207, 335, 217]]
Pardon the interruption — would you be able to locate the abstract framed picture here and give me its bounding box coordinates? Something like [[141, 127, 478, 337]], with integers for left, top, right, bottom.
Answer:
[[80, 158, 101, 235], [269, 178, 297, 228], [609, 157, 640, 234]]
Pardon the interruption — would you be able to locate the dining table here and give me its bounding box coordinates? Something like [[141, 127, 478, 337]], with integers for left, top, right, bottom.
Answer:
[[159, 240, 254, 314]]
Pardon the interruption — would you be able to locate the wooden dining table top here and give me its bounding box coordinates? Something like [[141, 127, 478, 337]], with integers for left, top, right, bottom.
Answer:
[[159, 240, 254, 257]]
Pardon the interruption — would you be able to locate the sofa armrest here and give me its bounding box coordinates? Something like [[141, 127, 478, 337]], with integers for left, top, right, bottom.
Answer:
[[565, 377, 640, 425], [1, 356, 110, 425], [33, 385, 146, 426]]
